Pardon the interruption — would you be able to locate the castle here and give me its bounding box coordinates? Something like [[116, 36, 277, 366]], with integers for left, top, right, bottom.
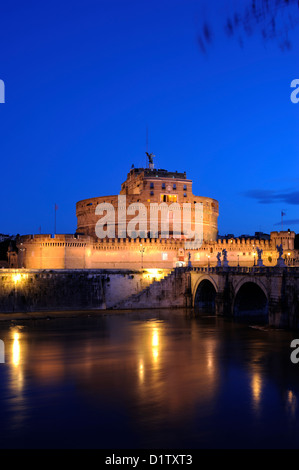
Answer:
[[13, 157, 297, 270]]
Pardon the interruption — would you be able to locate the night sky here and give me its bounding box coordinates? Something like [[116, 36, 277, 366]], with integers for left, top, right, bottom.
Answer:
[[0, 0, 298, 237]]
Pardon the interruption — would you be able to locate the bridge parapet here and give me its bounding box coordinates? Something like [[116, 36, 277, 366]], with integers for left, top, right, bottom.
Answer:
[[190, 266, 299, 275]]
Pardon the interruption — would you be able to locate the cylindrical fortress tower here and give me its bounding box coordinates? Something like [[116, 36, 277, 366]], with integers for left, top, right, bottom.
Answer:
[[76, 165, 219, 242]]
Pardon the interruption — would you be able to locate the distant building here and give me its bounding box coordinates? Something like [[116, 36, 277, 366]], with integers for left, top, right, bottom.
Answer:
[[7, 243, 18, 268], [0, 234, 10, 243], [254, 232, 270, 241], [218, 234, 235, 241]]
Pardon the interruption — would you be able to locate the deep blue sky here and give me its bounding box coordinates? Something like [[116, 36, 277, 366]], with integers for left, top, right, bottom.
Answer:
[[0, 0, 298, 236]]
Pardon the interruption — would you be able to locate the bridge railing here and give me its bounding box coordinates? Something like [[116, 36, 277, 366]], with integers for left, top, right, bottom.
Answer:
[[188, 266, 299, 275]]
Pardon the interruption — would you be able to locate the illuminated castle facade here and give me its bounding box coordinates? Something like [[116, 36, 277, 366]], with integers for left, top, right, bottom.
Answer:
[[15, 159, 297, 270]]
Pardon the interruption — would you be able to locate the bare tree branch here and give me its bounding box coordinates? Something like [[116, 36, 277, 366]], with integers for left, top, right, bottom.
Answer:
[[198, 0, 299, 53]]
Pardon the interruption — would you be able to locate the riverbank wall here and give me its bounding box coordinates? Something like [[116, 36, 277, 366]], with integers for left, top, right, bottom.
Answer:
[[0, 269, 171, 313]]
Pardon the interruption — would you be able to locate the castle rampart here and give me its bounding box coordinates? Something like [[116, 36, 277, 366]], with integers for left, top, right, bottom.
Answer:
[[14, 230, 297, 270]]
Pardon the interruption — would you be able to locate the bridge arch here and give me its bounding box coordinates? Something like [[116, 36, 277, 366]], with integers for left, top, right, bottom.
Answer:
[[193, 275, 218, 312], [233, 280, 268, 319], [234, 277, 268, 301]]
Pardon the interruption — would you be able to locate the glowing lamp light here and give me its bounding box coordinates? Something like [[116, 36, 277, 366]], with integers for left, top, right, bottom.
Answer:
[[12, 274, 21, 283], [12, 273, 28, 284], [144, 269, 164, 281]]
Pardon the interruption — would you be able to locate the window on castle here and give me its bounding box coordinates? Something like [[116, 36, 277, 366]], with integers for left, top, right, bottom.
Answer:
[[183, 185, 187, 190], [150, 182, 154, 189], [184, 193, 187, 197], [162, 183, 165, 189], [162, 253, 168, 261], [173, 184, 176, 189], [150, 191, 154, 196], [160, 194, 177, 203]]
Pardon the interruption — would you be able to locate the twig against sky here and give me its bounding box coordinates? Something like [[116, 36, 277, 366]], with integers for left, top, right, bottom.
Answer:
[[198, 0, 299, 53]]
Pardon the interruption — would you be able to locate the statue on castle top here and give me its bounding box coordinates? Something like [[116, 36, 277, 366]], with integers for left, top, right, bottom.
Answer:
[[256, 246, 264, 267], [276, 244, 283, 259], [256, 247, 263, 260], [216, 252, 221, 262], [146, 152, 155, 165]]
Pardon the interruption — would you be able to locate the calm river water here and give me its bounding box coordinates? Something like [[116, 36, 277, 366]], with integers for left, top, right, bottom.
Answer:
[[0, 309, 299, 449]]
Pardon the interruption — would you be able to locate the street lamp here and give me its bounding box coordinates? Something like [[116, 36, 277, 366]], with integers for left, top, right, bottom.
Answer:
[[140, 244, 145, 269], [288, 252, 291, 266]]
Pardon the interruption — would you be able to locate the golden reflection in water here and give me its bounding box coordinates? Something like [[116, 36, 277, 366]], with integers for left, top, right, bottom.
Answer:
[[134, 320, 220, 421], [12, 332, 21, 367], [9, 329, 25, 429], [287, 390, 297, 418], [251, 372, 262, 411], [11, 330, 24, 393], [205, 340, 215, 375], [139, 360, 144, 384], [152, 327, 159, 364]]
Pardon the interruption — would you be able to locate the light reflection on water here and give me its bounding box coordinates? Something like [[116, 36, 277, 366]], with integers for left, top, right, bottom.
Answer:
[[0, 310, 299, 448]]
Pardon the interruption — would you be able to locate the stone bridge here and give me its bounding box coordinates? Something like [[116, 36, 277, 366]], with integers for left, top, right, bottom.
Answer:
[[1, 266, 299, 329], [190, 266, 299, 329], [115, 266, 299, 328]]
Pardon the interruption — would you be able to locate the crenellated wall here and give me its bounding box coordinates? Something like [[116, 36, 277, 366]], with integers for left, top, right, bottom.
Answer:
[[15, 231, 297, 270]]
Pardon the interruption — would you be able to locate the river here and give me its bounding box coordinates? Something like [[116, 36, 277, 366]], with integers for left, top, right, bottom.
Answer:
[[0, 309, 298, 449]]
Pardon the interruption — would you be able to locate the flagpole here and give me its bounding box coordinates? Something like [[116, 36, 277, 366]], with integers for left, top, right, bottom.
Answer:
[[54, 203, 57, 235], [146, 126, 148, 168]]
